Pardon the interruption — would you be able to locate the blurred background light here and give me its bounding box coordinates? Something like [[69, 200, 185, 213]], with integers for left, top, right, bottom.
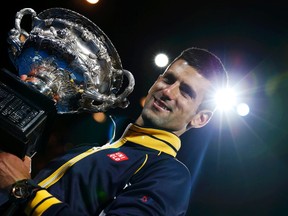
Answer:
[[140, 96, 146, 108], [86, 0, 99, 4], [154, 53, 169, 68], [92, 112, 107, 123], [236, 102, 250, 116]]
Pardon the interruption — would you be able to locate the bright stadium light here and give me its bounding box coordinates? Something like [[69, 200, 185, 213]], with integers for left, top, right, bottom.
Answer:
[[214, 87, 237, 111], [214, 86, 251, 116]]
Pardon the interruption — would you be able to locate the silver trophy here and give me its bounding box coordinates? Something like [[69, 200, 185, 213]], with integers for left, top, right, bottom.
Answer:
[[0, 7, 135, 158]]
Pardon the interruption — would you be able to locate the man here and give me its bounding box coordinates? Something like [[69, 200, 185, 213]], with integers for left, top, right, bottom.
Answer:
[[0, 47, 228, 215]]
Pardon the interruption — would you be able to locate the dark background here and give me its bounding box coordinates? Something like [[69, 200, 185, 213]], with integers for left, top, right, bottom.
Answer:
[[1, 1, 288, 215]]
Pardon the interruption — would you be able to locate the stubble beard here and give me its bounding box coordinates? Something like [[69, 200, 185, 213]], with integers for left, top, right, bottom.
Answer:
[[140, 106, 169, 130]]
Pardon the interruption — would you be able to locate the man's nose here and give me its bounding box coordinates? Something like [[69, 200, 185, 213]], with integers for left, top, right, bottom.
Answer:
[[162, 83, 179, 100]]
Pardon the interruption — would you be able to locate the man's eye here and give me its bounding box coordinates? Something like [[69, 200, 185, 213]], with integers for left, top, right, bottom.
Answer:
[[163, 77, 173, 84], [180, 89, 189, 97], [180, 86, 196, 99], [162, 74, 175, 84]]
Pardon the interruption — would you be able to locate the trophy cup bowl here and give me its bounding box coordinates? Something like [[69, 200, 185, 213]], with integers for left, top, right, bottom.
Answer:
[[7, 7, 135, 114], [0, 7, 135, 158]]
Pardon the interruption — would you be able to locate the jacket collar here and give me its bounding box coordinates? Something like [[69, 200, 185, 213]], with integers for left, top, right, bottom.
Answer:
[[121, 123, 181, 157]]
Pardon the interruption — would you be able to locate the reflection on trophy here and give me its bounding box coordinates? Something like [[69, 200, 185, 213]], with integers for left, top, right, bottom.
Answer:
[[0, 7, 135, 158]]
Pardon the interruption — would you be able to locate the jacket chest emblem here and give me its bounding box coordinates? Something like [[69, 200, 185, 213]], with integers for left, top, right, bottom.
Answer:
[[107, 151, 129, 162]]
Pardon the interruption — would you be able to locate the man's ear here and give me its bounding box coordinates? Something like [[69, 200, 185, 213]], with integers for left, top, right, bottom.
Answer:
[[188, 110, 213, 129]]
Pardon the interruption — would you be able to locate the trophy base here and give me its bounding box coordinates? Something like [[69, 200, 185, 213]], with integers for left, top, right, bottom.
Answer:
[[0, 68, 56, 158]]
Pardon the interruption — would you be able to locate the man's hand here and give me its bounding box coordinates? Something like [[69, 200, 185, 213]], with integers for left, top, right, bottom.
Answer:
[[0, 152, 31, 189]]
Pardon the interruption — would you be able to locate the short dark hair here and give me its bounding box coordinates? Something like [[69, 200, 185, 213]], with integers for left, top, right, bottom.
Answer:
[[172, 47, 229, 111]]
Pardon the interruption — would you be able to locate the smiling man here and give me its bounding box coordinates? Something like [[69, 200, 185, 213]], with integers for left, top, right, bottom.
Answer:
[[0, 47, 228, 216], [137, 59, 213, 135]]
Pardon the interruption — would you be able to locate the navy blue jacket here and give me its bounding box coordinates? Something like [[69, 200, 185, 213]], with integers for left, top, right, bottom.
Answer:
[[24, 124, 192, 216]]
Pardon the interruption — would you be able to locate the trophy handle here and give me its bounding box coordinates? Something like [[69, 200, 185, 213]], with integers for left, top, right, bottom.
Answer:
[[81, 68, 135, 113], [7, 8, 37, 63], [111, 69, 135, 108]]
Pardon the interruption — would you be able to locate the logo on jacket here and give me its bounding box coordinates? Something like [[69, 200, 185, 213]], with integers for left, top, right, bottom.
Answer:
[[107, 151, 129, 162]]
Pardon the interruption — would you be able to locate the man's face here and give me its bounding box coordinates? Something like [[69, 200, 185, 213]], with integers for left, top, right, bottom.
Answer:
[[139, 59, 212, 136]]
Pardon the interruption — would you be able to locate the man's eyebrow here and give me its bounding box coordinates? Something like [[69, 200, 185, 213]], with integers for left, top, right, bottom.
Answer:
[[163, 71, 175, 79]]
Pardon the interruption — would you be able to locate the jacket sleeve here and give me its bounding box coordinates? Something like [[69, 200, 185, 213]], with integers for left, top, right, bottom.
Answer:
[[101, 157, 192, 216], [24, 189, 68, 216]]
